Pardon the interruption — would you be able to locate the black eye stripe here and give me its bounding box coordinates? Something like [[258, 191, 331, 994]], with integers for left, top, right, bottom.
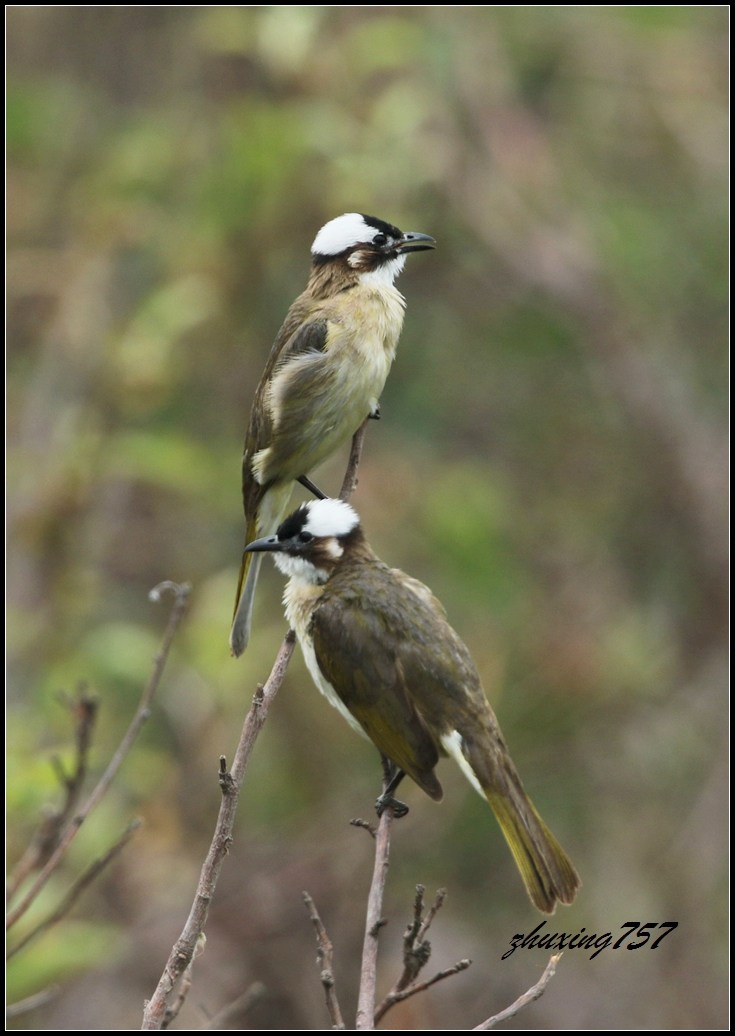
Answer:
[[360, 214, 402, 239], [277, 505, 308, 541]]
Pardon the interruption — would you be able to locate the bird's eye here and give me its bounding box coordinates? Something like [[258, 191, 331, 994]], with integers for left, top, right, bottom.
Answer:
[[298, 531, 313, 543], [373, 233, 387, 246]]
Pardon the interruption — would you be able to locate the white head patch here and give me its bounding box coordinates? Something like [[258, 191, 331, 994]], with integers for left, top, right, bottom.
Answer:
[[303, 498, 360, 538], [312, 213, 383, 256]]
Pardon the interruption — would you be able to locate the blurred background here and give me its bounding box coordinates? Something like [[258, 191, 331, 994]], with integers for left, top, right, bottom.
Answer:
[[6, 6, 727, 1030]]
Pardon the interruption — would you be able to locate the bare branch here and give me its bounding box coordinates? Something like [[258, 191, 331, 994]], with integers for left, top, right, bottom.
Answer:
[[7, 819, 140, 961], [339, 418, 369, 502], [374, 885, 456, 1024], [201, 981, 266, 1030], [140, 632, 297, 1030], [472, 953, 562, 1030], [7, 583, 190, 932], [392, 884, 428, 996], [350, 818, 377, 839], [355, 776, 394, 1030], [161, 958, 194, 1031], [5, 985, 61, 1019], [394, 886, 446, 996], [7, 685, 99, 905], [417, 887, 447, 945], [303, 892, 346, 1030], [410, 884, 425, 927], [160, 934, 203, 1032], [374, 959, 472, 1024]]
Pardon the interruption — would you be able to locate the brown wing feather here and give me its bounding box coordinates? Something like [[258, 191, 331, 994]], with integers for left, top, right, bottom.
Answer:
[[240, 294, 318, 514], [313, 558, 579, 912], [312, 595, 443, 800]]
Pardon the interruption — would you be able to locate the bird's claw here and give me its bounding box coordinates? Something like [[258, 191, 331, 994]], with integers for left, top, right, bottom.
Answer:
[[375, 795, 409, 819]]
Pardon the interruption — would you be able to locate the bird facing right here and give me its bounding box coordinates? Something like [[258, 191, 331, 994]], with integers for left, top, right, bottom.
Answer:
[[246, 498, 581, 914], [230, 213, 435, 657]]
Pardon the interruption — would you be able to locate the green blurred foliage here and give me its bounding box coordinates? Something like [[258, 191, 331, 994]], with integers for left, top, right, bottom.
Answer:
[[7, 6, 726, 1030]]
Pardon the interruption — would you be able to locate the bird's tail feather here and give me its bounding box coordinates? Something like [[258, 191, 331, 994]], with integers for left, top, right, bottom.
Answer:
[[463, 736, 580, 914], [230, 544, 262, 657], [230, 482, 295, 657], [484, 786, 580, 914]]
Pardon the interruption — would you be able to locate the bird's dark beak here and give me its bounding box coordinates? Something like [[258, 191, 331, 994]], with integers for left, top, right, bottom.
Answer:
[[245, 534, 283, 553], [396, 232, 436, 254]]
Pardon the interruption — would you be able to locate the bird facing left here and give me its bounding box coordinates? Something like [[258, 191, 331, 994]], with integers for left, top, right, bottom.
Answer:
[[245, 498, 581, 915], [230, 213, 435, 656]]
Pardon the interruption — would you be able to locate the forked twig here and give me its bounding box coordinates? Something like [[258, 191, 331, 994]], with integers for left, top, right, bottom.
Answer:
[[417, 887, 446, 945], [375, 959, 472, 1023], [161, 958, 195, 1030], [374, 885, 470, 1025], [7, 582, 190, 932], [303, 892, 346, 1029], [472, 953, 562, 1030], [160, 934, 205, 1031]]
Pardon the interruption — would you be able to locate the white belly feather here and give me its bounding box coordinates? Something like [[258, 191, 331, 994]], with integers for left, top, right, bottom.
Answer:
[[299, 629, 369, 739], [284, 575, 368, 739]]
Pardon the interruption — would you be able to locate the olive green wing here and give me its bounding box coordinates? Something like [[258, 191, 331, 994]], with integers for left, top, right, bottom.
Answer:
[[255, 317, 354, 484], [241, 310, 327, 513], [274, 318, 328, 365], [311, 596, 443, 801]]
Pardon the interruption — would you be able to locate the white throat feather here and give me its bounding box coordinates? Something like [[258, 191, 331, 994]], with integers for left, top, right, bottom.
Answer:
[[274, 553, 329, 585], [357, 255, 407, 287]]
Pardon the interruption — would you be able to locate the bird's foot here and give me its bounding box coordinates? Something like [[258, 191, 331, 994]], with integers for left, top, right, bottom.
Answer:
[[297, 474, 327, 500], [368, 404, 381, 420], [375, 794, 409, 819]]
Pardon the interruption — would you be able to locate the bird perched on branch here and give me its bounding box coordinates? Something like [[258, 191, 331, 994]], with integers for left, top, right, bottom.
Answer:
[[245, 498, 581, 914], [230, 213, 435, 656]]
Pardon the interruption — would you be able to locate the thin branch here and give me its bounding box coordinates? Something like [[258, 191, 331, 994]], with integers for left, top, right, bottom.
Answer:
[[140, 632, 297, 1030], [472, 953, 562, 1030], [374, 959, 472, 1024], [5, 985, 61, 1019], [7, 686, 99, 905], [201, 981, 266, 1030], [417, 887, 446, 945], [355, 767, 394, 1031], [7, 819, 141, 961], [161, 961, 194, 1030], [6, 582, 190, 932], [339, 417, 369, 501], [392, 884, 429, 996], [409, 884, 425, 934], [141, 425, 369, 1030], [160, 942, 198, 1031], [303, 892, 346, 1030], [350, 818, 377, 839], [374, 885, 458, 1024]]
